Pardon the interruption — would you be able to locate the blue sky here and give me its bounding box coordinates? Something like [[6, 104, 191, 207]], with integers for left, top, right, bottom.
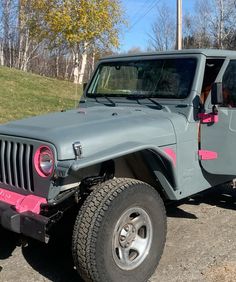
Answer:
[[120, 0, 195, 52]]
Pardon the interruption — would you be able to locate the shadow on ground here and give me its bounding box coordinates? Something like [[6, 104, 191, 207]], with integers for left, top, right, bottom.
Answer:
[[22, 240, 80, 281], [167, 184, 236, 219], [0, 184, 235, 281], [188, 184, 236, 210], [0, 206, 82, 282], [0, 224, 81, 281], [0, 228, 19, 260]]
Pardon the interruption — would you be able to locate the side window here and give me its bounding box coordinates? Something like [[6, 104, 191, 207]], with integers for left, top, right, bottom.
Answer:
[[222, 60, 236, 107], [201, 59, 224, 103]]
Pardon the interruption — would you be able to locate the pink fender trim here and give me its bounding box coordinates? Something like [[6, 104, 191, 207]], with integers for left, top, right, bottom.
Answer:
[[0, 188, 47, 214], [163, 148, 176, 167], [198, 150, 218, 160]]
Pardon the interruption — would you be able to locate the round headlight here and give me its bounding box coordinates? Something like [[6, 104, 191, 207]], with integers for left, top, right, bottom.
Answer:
[[34, 146, 54, 177]]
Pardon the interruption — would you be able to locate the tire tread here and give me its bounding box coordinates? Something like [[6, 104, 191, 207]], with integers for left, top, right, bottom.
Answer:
[[72, 178, 166, 282]]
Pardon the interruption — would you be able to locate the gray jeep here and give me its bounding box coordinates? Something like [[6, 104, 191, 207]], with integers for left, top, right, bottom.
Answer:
[[0, 49, 235, 281]]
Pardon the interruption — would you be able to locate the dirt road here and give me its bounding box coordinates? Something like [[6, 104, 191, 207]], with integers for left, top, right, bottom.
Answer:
[[0, 184, 235, 282]]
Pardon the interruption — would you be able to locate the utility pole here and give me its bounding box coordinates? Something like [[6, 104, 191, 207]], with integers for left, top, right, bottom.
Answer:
[[176, 0, 182, 50]]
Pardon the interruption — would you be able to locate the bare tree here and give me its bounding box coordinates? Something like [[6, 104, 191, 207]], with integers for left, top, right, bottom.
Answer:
[[149, 3, 175, 51], [0, 41, 4, 65], [183, 0, 236, 50], [182, 14, 195, 49], [17, 1, 46, 71], [0, 6, 4, 66], [0, 0, 18, 67], [191, 0, 212, 48], [210, 0, 236, 49], [127, 47, 142, 54]]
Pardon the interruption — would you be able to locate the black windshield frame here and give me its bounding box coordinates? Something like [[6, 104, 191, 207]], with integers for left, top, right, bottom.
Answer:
[[87, 58, 197, 99]]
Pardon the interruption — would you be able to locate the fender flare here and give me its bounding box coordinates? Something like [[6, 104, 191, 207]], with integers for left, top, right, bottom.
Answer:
[[69, 142, 179, 200]]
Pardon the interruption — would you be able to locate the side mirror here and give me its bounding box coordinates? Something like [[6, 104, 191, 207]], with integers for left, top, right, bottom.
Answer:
[[83, 82, 87, 91], [211, 82, 223, 105]]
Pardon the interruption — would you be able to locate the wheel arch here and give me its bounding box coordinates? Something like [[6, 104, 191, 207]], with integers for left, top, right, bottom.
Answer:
[[70, 145, 178, 201], [112, 149, 177, 200]]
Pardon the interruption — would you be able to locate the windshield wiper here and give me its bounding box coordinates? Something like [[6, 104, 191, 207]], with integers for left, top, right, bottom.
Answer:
[[126, 95, 163, 109], [103, 96, 116, 107], [147, 97, 163, 109], [92, 95, 116, 107]]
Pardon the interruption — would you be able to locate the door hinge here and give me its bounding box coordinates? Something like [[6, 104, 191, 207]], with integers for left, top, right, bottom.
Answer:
[[198, 150, 218, 160]]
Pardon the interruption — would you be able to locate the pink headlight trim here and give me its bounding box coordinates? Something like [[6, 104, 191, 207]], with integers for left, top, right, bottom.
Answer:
[[34, 146, 54, 178]]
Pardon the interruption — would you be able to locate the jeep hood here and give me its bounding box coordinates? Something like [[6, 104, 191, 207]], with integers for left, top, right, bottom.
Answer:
[[0, 107, 180, 160]]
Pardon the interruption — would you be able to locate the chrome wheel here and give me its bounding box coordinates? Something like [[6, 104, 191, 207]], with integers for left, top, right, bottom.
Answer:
[[112, 207, 153, 270]]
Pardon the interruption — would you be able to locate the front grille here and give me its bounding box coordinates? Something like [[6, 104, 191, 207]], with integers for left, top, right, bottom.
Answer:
[[0, 140, 34, 191]]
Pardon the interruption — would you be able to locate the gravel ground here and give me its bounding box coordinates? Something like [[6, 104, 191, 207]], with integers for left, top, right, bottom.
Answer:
[[0, 184, 235, 282]]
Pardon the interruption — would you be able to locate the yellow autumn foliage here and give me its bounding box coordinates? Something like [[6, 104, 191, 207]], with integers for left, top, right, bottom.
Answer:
[[22, 0, 125, 49]]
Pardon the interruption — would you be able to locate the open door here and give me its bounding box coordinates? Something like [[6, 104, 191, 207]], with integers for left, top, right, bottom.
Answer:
[[200, 59, 236, 175]]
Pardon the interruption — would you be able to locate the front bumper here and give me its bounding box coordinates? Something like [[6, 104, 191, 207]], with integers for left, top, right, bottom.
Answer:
[[0, 201, 50, 242]]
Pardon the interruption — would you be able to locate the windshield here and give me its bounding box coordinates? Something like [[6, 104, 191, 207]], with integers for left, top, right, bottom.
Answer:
[[87, 58, 197, 99]]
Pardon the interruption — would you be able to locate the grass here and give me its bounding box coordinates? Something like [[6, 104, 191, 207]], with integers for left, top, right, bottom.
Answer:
[[0, 66, 82, 124]]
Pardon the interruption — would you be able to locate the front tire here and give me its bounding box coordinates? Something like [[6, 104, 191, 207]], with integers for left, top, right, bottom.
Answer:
[[72, 178, 166, 282]]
